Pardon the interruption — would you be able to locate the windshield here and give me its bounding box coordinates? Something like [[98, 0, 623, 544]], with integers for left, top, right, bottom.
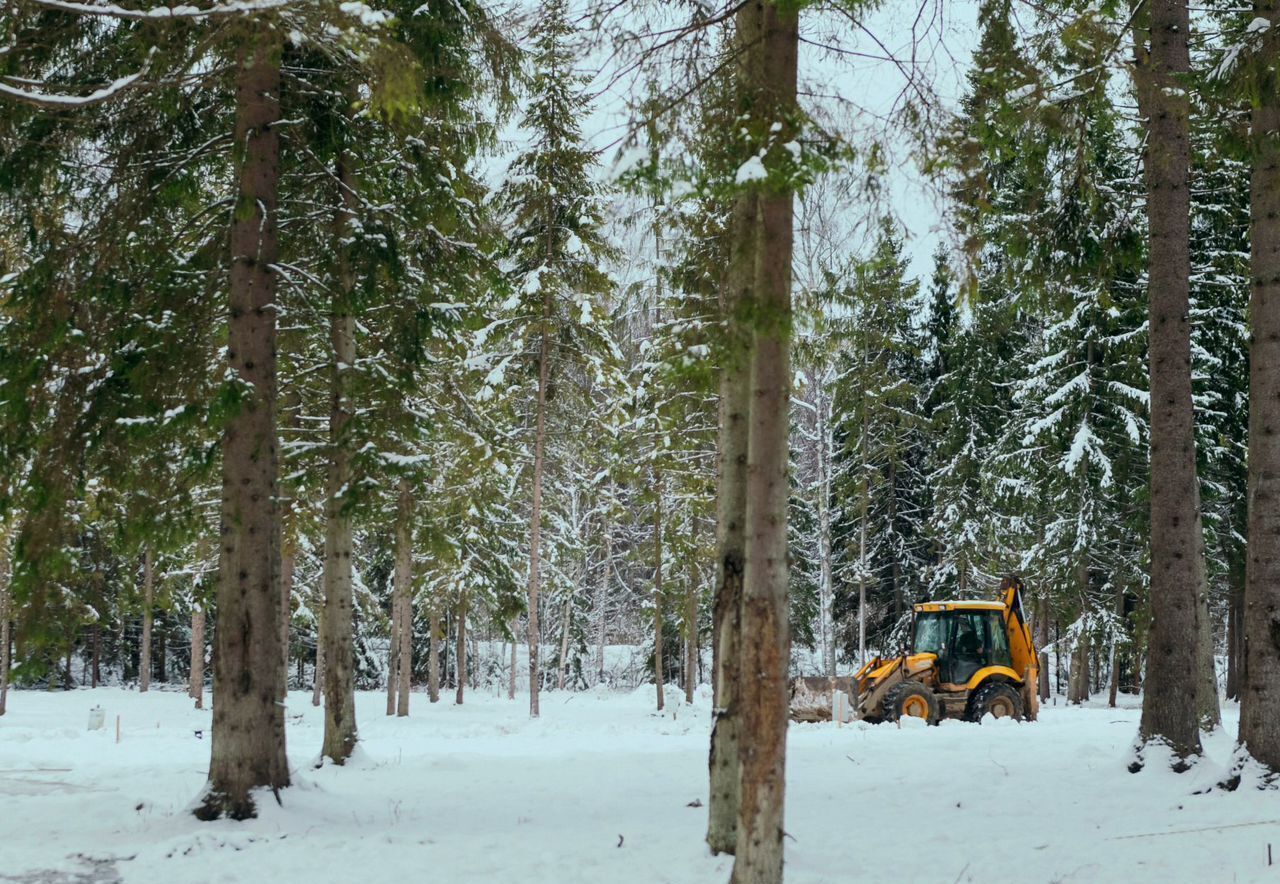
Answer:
[[912, 612, 947, 655]]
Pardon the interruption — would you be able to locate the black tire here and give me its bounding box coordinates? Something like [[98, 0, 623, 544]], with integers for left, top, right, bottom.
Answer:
[[881, 681, 940, 725], [966, 681, 1023, 722]]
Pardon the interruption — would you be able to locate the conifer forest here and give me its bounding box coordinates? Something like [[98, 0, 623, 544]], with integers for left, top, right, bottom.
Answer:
[[1, 0, 1279, 881]]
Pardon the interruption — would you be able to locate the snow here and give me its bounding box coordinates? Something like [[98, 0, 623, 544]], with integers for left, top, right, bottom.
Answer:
[[735, 155, 768, 185], [2, 688, 1275, 883]]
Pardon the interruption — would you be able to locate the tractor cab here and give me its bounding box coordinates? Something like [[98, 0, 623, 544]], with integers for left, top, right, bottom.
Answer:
[[911, 603, 1015, 688]]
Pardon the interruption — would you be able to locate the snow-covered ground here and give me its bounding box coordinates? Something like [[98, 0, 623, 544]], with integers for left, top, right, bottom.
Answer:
[[1, 686, 1274, 883]]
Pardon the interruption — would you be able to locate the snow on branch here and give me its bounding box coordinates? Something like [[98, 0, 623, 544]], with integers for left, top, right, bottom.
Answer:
[[0, 69, 145, 108], [21, 0, 294, 19]]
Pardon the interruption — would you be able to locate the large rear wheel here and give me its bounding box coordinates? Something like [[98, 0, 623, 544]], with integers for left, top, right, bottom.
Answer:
[[966, 681, 1023, 722], [881, 681, 940, 725]]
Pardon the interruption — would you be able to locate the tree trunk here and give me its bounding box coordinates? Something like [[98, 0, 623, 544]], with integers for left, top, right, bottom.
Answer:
[[557, 590, 572, 692], [455, 594, 467, 705], [685, 575, 697, 704], [732, 6, 797, 882], [1109, 583, 1123, 708], [527, 298, 551, 719], [816, 386, 835, 679], [395, 478, 413, 717], [190, 608, 205, 710], [1239, 0, 1280, 773], [1036, 596, 1051, 700], [92, 625, 101, 689], [707, 9, 761, 851], [140, 548, 153, 693], [197, 29, 289, 820], [320, 143, 359, 767], [387, 573, 400, 716], [311, 609, 325, 708], [1068, 630, 1090, 705], [1226, 557, 1244, 701], [0, 542, 9, 716], [1195, 549, 1221, 729], [507, 616, 517, 700], [1130, 0, 1206, 769], [596, 528, 610, 684], [429, 603, 441, 703], [280, 549, 294, 700], [654, 461, 665, 712]]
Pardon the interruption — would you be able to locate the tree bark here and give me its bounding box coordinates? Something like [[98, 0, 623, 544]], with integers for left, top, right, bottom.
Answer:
[[395, 478, 413, 717], [387, 571, 400, 716], [527, 293, 551, 719], [816, 384, 835, 679], [707, 6, 762, 852], [685, 574, 697, 704], [1036, 596, 1051, 700], [504, 616, 514, 701], [1238, 0, 1280, 772], [455, 594, 467, 705], [1130, 0, 1206, 769], [311, 608, 325, 707], [320, 142, 359, 766], [196, 27, 289, 820], [280, 549, 294, 700], [429, 602, 441, 703], [140, 548, 153, 693], [0, 541, 9, 716], [1194, 552, 1221, 729], [731, 7, 797, 882], [654, 460, 665, 712], [596, 528, 610, 684], [557, 590, 572, 691], [190, 607, 205, 709], [92, 625, 101, 689]]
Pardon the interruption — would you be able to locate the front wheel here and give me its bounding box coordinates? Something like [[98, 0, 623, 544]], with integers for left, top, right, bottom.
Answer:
[[966, 681, 1023, 722], [881, 681, 940, 725]]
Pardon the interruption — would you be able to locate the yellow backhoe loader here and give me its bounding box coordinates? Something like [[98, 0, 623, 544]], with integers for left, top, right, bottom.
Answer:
[[791, 576, 1039, 724]]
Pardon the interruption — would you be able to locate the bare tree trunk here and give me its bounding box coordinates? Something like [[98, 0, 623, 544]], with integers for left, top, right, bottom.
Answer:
[[92, 625, 101, 689], [197, 29, 289, 820], [311, 609, 324, 708], [596, 529, 610, 684], [527, 299, 551, 719], [320, 143, 359, 767], [387, 575, 400, 716], [684, 576, 697, 704], [732, 6, 797, 881], [707, 13, 761, 848], [455, 594, 467, 705], [1036, 596, 1051, 700], [857, 423, 869, 664], [190, 608, 205, 709], [280, 549, 293, 700], [1109, 583, 1123, 708], [429, 602, 441, 703], [507, 616, 516, 700], [1130, 0, 1206, 769], [140, 548, 153, 693], [395, 479, 413, 717], [0, 542, 9, 716], [1226, 557, 1243, 702], [1238, 0, 1280, 773], [1195, 553, 1221, 730], [1068, 631, 1090, 705], [557, 591, 572, 691], [816, 386, 835, 679], [654, 461, 665, 712]]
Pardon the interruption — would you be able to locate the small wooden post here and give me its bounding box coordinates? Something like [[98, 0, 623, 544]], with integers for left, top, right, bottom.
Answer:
[[115, 715, 121, 744]]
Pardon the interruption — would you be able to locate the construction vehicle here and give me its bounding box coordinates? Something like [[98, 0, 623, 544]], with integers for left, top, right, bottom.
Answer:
[[791, 576, 1039, 724]]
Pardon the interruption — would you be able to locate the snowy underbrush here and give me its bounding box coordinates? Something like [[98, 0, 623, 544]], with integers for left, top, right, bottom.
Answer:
[[1, 687, 1274, 883]]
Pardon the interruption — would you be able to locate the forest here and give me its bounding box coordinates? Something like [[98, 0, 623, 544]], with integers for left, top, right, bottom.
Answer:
[[0, 0, 1277, 881]]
